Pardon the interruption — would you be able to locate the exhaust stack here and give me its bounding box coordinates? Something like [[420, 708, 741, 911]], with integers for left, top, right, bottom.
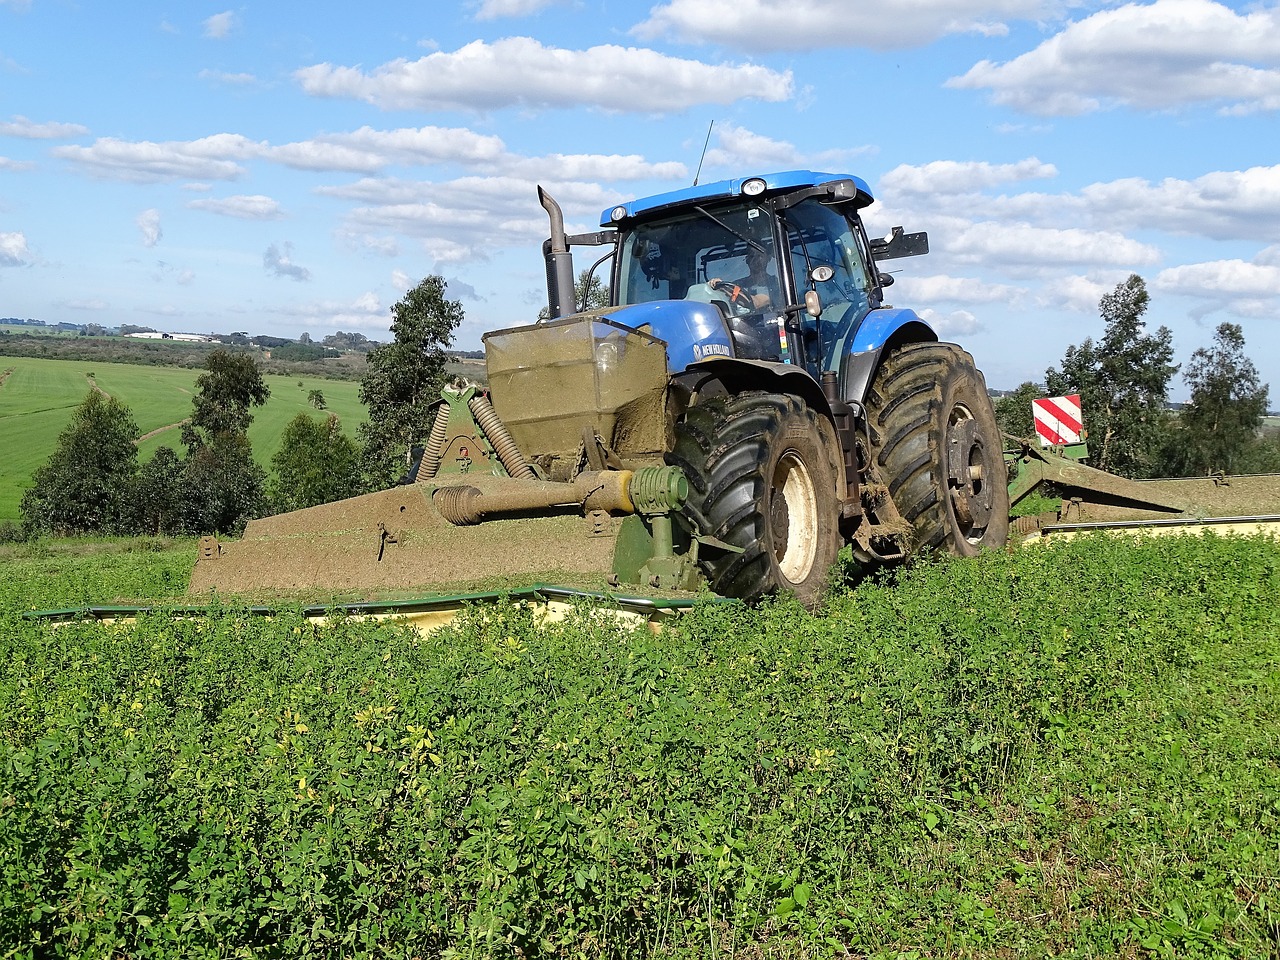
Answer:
[[538, 185, 576, 320]]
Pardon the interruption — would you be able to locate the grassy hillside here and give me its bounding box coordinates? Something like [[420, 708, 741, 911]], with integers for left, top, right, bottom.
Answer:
[[1, 533, 1277, 957], [0, 357, 367, 524]]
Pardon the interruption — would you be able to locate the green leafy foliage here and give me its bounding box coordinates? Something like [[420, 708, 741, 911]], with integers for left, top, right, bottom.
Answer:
[[1161, 322, 1270, 477], [0, 537, 192, 610], [537, 268, 611, 320], [358, 276, 463, 489], [992, 381, 1044, 441], [1046, 275, 1178, 478], [129, 447, 187, 536], [268, 413, 362, 513], [19, 391, 139, 536], [179, 431, 267, 535], [3, 533, 1279, 957], [182, 349, 271, 450]]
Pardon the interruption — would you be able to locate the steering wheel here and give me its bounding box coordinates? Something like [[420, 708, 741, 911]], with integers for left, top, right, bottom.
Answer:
[[709, 278, 753, 312]]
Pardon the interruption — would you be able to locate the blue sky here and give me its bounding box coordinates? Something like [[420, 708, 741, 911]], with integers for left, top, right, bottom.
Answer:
[[2, 0, 1278, 401]]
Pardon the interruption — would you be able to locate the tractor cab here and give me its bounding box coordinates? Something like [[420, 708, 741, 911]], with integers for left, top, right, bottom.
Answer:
[[602, 172, 911, 381]]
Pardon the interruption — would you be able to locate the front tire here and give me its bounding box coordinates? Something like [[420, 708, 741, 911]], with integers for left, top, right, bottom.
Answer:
[[863, 342, 1009, 556], [669, 392, 843, 607]]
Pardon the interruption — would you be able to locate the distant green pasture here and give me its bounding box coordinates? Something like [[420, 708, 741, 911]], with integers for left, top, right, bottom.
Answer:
[[0, 324, 76, 337], [0, 357, 366, 523]]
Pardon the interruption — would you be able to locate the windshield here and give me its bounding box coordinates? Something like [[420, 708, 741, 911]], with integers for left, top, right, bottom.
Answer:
[[617, 202, 782, 308]]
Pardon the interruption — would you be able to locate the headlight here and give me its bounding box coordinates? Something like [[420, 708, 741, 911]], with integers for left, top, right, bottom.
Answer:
[[741, 178, 766, 197], [610, 205, 628, 223], [595, 340, 618, 375]]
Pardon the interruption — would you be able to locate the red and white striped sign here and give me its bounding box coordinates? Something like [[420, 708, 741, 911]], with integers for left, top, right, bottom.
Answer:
[[1032, 394, 1083, 446]]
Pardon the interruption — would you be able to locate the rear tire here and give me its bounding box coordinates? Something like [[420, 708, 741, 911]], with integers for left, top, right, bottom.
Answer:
[[669, 392, 843, 607], [863, 342, 1009, 556]]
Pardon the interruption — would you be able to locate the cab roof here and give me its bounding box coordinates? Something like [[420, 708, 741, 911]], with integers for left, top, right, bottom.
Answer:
[[600, 170, 875, 226]]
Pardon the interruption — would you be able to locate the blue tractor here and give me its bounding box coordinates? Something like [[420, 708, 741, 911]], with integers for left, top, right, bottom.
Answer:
[[499, 171, 1009, 605], [192, 171, 1009, 608]]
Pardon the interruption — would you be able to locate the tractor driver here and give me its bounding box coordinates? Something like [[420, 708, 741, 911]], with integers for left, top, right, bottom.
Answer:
[[708, 243, 777, 313]]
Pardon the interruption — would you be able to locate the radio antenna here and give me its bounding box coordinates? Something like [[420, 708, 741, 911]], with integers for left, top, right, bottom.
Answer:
[[692, 121, 714, 186]]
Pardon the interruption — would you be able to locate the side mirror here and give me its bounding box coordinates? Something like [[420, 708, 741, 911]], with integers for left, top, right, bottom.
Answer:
[[869, 227, 929, 261]]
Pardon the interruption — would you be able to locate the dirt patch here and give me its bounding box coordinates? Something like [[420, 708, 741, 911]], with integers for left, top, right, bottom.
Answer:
[[85, 374, 110, 399], [0, 367, 13, 390], [135, 419, 189, 445]]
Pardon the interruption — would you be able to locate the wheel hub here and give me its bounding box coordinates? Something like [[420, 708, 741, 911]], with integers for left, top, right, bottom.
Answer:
[[770, 491, 791, 547], [946, 405, 995, 540], [771, 451, 820, 583]]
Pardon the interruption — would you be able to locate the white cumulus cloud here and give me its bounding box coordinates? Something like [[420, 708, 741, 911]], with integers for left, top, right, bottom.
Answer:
[[202, 11, 238, 39], [473, 0, 564, 18], [136, 208, 162, 247], [199, 69, 257, 85], [0, 115, 89, 139], [1155, 250, 1280, 319], [1078, 165, 1280, 241], [1036, 274, 1129, 313], [880, 158, 1058, 195], [1, 231, 31, 266], [270, 125, 506, 173], [633, 0, 1054, 52], [187, 194, 284, 220], [949, 0, 1280, 116], [54, 134, 260, 183], [917, 307, 983, 336], [294, 38, 793, 112], [896, 274, 1025, 305], [272, 293, 388, 330], [941, 221, 1161, 269], [697, 123, 874, 174]]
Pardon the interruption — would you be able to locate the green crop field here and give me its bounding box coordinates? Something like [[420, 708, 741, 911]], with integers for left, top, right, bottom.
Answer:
[[0, 356, 367, 524], [2, 533, 1277, 957]]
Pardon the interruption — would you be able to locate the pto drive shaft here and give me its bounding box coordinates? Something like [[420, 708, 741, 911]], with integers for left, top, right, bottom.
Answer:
[[431, 466, 688, 526], [432, 470, 632, 525]]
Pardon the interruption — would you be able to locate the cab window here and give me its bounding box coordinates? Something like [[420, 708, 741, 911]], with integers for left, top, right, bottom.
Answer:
[[784, 200, 874, 322]]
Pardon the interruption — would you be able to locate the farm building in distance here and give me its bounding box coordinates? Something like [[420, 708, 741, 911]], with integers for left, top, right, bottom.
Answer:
[[125, 331, 215, 343]]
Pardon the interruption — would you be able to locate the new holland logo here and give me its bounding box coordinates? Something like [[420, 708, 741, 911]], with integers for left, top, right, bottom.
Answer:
[[693, 342, 731, 360]]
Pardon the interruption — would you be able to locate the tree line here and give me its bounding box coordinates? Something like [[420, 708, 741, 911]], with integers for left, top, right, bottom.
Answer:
[[994, 274, 1275, 479], [15, 277, 462, 541], [13, 272, 1276, 541]]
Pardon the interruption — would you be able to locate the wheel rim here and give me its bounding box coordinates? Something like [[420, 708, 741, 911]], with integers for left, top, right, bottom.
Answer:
[[945, 403, 995, 543], [771, 451, 820, 583]]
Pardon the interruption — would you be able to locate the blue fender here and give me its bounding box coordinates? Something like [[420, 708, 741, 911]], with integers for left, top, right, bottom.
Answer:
[[842, 308, 937, 405], [849, 307, 933, 353]]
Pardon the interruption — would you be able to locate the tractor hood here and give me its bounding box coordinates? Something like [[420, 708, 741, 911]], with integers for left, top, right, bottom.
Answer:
[[594, 301, 732, 372]]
